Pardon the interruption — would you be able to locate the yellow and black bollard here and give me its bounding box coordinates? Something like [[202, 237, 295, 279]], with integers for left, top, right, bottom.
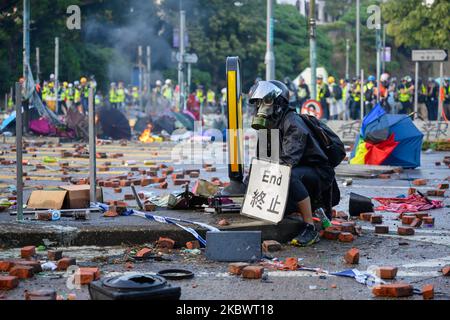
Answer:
[[222, 57, 246, 196]]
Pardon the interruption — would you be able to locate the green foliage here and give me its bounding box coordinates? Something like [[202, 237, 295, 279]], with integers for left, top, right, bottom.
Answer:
[[383, 0, 450, 49]]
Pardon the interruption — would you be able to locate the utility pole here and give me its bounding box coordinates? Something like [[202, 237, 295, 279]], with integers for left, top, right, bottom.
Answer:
[[265, 0, 275, 80], [179, 10, 186, 111], [309, 0, 317, 100], [147, 46, 151, 94], [376, 27, 381, 102], [382, 24, 386, 73], [356, 0, 360, 79], [36, 47, 40, 84], [23, 0, 30, 79], [88, 87, 96, 204], [15, 82, 23, 222], [138, 46, 143, 111], [414, 61, 419, 118], [345, 39, 350, 80], [438, 62, 444, 121], [55, 37, 59, 114]]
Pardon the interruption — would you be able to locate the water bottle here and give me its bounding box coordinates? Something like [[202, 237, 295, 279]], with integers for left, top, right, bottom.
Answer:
[[315, 208, 332, 229]]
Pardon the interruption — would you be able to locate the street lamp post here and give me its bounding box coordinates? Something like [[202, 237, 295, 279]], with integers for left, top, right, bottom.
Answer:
[[356, 0, 360, 79], [265, 0, 275, 80], [310, 0, 317, 100]]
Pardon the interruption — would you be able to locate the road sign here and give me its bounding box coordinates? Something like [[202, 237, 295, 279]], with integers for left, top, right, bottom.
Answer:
[[241, 158, 291, 224], [412, 50, 448, 62], [301, 100, 323, 119], [176, 52, 198, 64]]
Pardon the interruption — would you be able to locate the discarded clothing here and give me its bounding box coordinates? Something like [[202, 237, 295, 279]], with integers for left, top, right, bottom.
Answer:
[[373, 194, 444, 214]]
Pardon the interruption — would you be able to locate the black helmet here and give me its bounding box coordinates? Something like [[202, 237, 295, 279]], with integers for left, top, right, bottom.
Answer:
[[269, 80, 290, 105]]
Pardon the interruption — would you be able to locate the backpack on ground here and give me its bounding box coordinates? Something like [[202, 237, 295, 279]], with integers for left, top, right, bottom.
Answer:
[[299, 114, 346, 168]]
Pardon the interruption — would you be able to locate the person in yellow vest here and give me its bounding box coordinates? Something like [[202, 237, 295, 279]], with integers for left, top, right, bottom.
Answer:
[[116, 82, 126, 109], [132, 87, 139, 105], [196, 85, 205, 108], [350, 78, 361, 120], [42, 81, 49, 103], [316, 75, 330, 119], [340, 79, 350, 120], [417, 79, 428, 120], [220, 87, 227, 115], [79, 77, 90, 114], [45, 82, 57, 112], [206, 88, 216, 111], [398, 76, 414, 115], [109, 82, 118, 109], [162, 79, 173, 102], [7, 95, 14, 110]]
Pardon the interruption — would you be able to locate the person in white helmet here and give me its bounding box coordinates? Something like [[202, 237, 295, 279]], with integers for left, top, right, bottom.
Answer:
[[162, 79, 174, 102]]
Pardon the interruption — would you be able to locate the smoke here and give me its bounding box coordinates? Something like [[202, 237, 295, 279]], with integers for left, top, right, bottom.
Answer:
[[83, 0, 174, 84]]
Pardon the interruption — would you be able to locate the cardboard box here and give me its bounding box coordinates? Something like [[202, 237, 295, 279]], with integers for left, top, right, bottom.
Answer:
[[27, 191, 67, 210], [59, 185, 103, 209], [27, 186, 103, 210]]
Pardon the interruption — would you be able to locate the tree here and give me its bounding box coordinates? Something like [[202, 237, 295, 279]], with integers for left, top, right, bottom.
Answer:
[[382, 0, 450, 49]]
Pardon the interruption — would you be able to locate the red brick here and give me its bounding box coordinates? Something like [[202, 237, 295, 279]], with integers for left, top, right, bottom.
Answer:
[[372, 283, 413, 297], [14, 260, 42, 273], [24, 289, 57, 300], [150, 177, 166, 183], [114, 187, 122, 193], [171, 173, 185, 180], [422, 284, 434, 300], [415, 212, 429, 219], [135, 248, 152, 258], [79, 267, 100, 280], [186, 241, 200, 250], [104, 181, 114, 188], [262, 240, 282, 252], [189, 172, 200, 178], [377, 266, 398, 279], [21, 246, 36, 259], [422, 217, 435, 226], [74, 269, 96, 285], [412, 179, 427, 186], [408, 188, 417, 195], [438, 183, 449, 190], [344, 248, 359, 264], [398, 226, 415, 236], [0, 276, 19, 290], [173, 179, 190, 186], [375, 225, 389, 234], [370, 215, 383, 224], [103, 206, 119, 217], [410, 218, 422, 228], [441, 266, 450, 276], [378, 174, 391, 179], [427, 190, 445, 197], [120, 180, 131, 187], [47, 250, 63, 261], [402, 215, 415, 225], [140, 178, 151, 187], [9, 266, 34, 279], [156, 237, 175, 249], [323, 229, 341, 240], [340, 222, 356, 234], [57, 257, 76, 271], [359, 212, 372, 221], [0, 260, 15, 272], [228, 263, 250, 275], [338, 232, 354, 242], [205, 166, 216, 172], [284, 257, 299, 270], [124, 194, 135, 200], [242, 266, 264, 279], [98, 166, 109, 172]]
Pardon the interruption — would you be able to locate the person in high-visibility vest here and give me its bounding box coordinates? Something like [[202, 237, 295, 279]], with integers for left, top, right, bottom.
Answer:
[[340, 79, 350, 120], [317, 75, 330, 119], [350, 78, 361, 120], [162, 79, 173, 102], [398, 76, 414, 115], [196, 85, 205, 108], [220, 88, 227, 115], [206, 89, 216, 111], [109, 82, 118, 109], [132, 87, 139, 105], [42, 81, 49, 103], [116, 82, 126, 109], [7, 96, 14, 110]]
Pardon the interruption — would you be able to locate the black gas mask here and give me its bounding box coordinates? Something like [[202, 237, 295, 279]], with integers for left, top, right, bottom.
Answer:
[[249, 81, 284, 130]]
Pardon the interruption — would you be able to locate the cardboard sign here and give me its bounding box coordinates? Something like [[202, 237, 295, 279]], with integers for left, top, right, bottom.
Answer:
[[241, 158, 291, 224]]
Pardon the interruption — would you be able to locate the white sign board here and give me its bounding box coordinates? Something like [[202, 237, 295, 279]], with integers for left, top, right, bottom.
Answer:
[[241, 158, 291, 224], [412, 50, 448, 62], [176, 52, 198, 64]]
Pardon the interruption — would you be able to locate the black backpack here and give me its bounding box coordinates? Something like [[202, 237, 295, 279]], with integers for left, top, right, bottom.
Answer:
[[300, 114, 346, 168], [333, 85, 343, 100]]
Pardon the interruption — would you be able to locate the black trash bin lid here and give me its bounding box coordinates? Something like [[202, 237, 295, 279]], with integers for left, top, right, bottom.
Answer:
[[102, 274, 167, 291], [157, 269, 194, 280]]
